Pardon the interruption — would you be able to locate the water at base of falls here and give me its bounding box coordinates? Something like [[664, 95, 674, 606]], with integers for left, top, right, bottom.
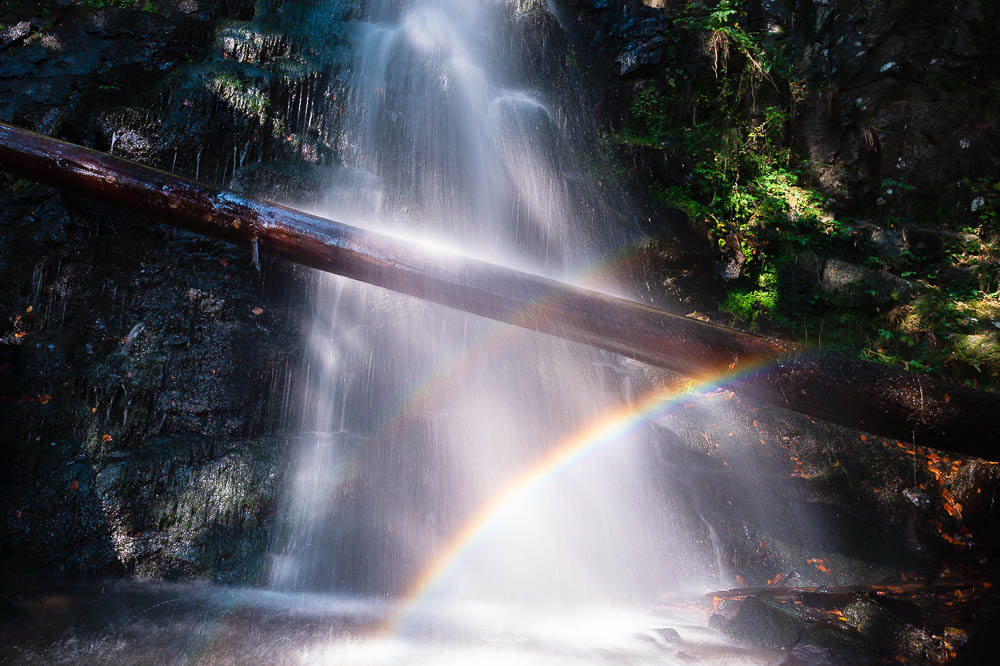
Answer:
[[0, 578, 782, 665]]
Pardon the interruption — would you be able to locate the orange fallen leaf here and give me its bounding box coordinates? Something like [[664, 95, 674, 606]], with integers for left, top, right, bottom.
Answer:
[[251, 307, 264, 316], [69, 480, 79, 491], [219, 258, 229, 267], [25, 305, 33, 313], [101, 434, 112, 442]]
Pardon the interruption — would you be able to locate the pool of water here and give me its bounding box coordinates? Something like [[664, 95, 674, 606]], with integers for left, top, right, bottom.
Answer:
[[0, 578, 781, 665]]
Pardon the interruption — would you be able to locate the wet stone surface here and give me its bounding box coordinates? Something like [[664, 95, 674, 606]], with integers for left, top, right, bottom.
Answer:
[[0, 177, 309, 580], [0, 0, 333, 581]]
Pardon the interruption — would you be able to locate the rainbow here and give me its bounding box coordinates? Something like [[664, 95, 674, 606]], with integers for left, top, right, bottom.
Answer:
[[301, 233, 782, 635], [384, 360, 777, 635]]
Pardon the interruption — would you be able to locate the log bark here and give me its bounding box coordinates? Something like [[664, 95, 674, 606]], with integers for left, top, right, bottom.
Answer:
[[704, 582, 973, 602], [1, 122, 997, 457]]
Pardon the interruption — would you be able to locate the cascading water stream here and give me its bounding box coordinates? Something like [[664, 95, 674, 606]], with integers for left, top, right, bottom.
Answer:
[[270, 0, 706, 606], [252, 1, 783, 662]]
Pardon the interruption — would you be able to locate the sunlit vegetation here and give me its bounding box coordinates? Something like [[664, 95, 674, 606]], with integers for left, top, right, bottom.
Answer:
[[611, 0, 1000, 390]]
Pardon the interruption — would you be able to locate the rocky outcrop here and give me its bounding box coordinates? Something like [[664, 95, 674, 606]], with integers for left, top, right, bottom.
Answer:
[[0, 0, 353, 580], [0, 175, 308, 579], [789, 0, 1000, 220], [558, 0, 669, 77]]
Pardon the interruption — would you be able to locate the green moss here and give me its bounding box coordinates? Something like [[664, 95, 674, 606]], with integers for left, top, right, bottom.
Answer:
[[720, 268, 778, 328], [210, 71, 270, 120], [951, 333, 1000, 372]]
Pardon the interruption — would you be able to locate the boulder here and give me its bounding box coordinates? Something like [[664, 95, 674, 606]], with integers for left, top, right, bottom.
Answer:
[[789, 250, 916, 307], [712, 594, 805, 649]]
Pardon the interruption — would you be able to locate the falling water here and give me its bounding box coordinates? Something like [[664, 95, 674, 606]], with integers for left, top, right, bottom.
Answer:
[[265, 0, 728, 648]]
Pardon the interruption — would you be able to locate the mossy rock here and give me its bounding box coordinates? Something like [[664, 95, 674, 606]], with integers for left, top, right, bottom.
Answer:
[[951, 332, 1000, 375]]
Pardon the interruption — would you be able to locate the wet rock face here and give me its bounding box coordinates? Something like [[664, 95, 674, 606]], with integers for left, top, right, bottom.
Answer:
[[0, 0, 351, 580], [0, 178, 309, 579], [549, 4, 1000, 597], [560, 0, 669, 77], [0, 2, 225, 135], [788, 0, 1000, 218]]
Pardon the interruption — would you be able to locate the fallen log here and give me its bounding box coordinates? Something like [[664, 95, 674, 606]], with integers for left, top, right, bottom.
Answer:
[[700, 580, 992, 652], [703, 581, 979, 603], [1, 121, 997, 457]]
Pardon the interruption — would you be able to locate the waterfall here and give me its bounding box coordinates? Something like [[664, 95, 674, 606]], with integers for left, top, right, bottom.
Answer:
[[268, 0, 706, 609]]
